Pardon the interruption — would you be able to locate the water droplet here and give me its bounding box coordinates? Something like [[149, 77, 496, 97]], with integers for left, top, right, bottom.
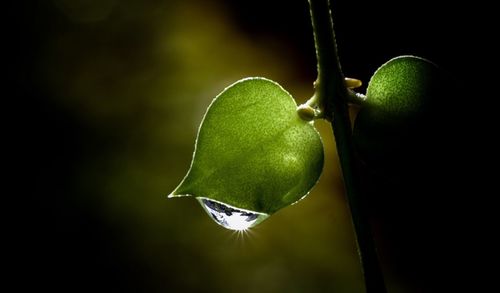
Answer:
[[197, 198, 269, 231]]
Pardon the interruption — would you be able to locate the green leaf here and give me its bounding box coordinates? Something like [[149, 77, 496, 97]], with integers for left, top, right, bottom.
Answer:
[[353, 55, 447, 177], [362, 55, 441, 123], [170, 77, 324, 215]]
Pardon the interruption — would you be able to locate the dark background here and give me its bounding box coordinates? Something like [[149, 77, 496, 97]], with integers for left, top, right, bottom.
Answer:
[[9, 0, 482, 292]]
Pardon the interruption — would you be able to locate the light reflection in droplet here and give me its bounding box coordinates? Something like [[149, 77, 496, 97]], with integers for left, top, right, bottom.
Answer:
[[197, 198, 269, 231]]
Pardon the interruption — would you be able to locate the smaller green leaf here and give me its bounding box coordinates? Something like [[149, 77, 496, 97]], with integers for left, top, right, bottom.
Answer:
[[362, 55, 441, 123], [170, 77, 324, 229], [353, 55, 448, 177]]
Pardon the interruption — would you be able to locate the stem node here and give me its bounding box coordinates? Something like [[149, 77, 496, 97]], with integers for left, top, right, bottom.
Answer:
[[308, 0, 386, 292]]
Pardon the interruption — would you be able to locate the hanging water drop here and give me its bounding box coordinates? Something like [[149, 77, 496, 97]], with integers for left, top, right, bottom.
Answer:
[[169, 78, 324, 229], [197, 198, 269, 231]]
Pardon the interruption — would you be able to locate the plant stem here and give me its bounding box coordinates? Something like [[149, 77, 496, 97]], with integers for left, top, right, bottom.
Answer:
[[307, 0, 387, 292]]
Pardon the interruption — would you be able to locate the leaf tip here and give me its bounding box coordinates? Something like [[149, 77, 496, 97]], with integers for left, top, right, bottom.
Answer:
[[167, 183, 194, 198]]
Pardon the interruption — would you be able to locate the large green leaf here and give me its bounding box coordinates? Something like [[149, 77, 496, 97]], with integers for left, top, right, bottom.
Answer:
[[170, 77, 324, 216]]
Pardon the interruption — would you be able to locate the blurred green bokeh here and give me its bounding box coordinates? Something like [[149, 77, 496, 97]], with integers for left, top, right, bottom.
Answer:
[[23, 0, 364, 292], [13, 0, 473, 292]]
